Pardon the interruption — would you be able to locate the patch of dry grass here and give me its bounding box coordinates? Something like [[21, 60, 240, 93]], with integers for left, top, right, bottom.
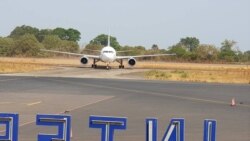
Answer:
[[1, 57, 250, 84], [0, 57, 83, 73], [0, 62, 49, 73], [145, 69, 250, 84], [137, 61, 250, 71]]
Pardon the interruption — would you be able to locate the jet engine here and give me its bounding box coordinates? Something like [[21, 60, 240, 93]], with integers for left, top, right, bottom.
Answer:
[[128, 58, 136, 66], [80, 57, 89, 64]]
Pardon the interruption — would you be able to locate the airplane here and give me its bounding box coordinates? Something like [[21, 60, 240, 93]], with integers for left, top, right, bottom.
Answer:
[[41, 35, 176, 69]]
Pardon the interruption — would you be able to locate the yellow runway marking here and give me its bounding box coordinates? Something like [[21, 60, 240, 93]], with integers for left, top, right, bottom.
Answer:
[[26, 101, 42, 106]]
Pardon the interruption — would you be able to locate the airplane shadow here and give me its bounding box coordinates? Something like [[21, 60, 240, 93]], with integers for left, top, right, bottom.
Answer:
[[77, 65, 134, 70]]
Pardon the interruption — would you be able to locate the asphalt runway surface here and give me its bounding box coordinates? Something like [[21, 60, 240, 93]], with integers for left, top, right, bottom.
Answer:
[[0, 74, 249, 141]]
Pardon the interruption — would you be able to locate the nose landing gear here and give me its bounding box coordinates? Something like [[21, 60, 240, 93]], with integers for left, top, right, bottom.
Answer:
[[106, 63, 111, 70]]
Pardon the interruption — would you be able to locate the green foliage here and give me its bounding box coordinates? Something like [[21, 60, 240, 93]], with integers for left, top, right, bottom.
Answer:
[[66, 28, 81, 42], [42, 35, 79, 53], [42, 35, 62, 50], [2, 25, 81, 57], [9, 25, 81, 42], [10, 34, 44, 57], [60, 40, 79, 53], [82, 44, 103, 55], [52, 28, 81, 42], [0, 37, 14, 56], [180, 37, 200, 52], [195, 44, 219, 61], [221, 39, 237, 52], [151, 44, 159, 50], [219, 40, 237, 62], [244, 51, 250, 61], [120, 45, 146, 56], [89, 34, 121, 50], [9, 25, 39, 39], [2, 25, 249, 63], [37, 29, 53, 42], [169, 44, 187, 58]]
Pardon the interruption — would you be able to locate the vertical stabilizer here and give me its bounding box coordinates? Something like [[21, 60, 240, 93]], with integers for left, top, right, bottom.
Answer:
[[108, 35, 110, 46], [108, 30, 110, 46]]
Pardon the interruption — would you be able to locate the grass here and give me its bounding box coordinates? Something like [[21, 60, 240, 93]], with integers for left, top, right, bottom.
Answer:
[[144, 69, 250, 84], [1, 57, 250, 84], [0, 62, 49, 73], [139, 61, 250, 84]]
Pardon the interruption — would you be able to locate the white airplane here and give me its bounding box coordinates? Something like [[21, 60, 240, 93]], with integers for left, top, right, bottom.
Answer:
[[41, 35, 175, 69]]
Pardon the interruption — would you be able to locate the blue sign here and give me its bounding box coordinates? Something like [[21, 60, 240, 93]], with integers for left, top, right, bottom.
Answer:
[[89, 115, 127, 141], [146, 118, 158, 141], [203, 119, 216, 141], [36, 114, 71, 141], [0, 113, 19, 141], [162, 118, 185, 141], [0, 113, 217, 141]]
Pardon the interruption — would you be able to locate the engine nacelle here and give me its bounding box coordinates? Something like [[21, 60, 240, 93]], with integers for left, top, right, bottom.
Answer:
[[128, 58, 136, 66], [80, 57, 89, 64]]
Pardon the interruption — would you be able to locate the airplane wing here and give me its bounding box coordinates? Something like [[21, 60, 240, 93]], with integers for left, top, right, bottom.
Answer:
[[116, 53, 176, 59], [82, 49, 101, 52], [41, 49, 100, 59]]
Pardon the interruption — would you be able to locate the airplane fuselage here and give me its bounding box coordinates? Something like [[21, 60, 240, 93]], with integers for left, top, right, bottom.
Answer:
[[100, 46, 117, 63]]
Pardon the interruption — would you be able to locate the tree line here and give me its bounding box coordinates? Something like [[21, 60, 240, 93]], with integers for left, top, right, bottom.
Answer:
[[0, 25, 80, 57], [0, 25, 249, 62]]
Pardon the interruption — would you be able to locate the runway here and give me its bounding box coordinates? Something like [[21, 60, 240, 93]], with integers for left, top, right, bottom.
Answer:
[[0, 75, 249, 141]]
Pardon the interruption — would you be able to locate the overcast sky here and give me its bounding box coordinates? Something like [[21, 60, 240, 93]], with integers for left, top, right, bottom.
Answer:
[[1, 0, 250, 51]]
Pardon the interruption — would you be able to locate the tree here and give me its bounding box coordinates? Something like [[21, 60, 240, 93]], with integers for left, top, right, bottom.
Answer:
[[52, 28, 81, 42], [42, 35, 61, 50], [42, 35, 79, 53], [9, 25, 39, 39], [151, 44, 159, 50], [168, 43, 187, 58], [37, 29, 53, 42], [11, 34, 44, 57], [60, 40, 79, 53], [0, 37, 14, 56], [89, 34, 121, 50], [196, 44, 219, 61], [221, 39, 237, 52], [66, 28, 81, 42], [52, 28, 68, 40], [180, 37, 200, 52], [219, 39, 237, 62], [82, 44, 103, 55], [243, 51, 250, 62]]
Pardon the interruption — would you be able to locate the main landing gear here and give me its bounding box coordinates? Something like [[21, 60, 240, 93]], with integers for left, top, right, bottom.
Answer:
[[91, 59, 98, 68], [118, 59, 125, 69]]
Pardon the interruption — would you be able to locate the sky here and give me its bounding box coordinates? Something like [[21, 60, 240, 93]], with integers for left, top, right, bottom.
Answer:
[[1, 0, 250, 51]]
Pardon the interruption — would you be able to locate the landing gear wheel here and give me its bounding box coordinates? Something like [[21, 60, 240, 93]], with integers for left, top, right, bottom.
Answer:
[[92, 64, 97, 68], [119, 65, 125, 69], [106, 66, 111, 70]]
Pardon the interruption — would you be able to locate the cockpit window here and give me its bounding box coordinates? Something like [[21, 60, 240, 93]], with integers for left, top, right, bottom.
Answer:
[[103, 51, 114, 53]]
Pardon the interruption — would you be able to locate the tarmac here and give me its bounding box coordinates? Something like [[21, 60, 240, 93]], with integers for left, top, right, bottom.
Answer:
[[0, 67, 249, 141]]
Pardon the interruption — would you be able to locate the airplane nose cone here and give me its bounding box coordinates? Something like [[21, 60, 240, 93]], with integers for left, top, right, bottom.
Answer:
[[102, 53, 116, 62]]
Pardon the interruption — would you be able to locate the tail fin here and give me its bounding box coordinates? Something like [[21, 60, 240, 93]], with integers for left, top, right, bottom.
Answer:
[[108, 32, 110, 46]]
